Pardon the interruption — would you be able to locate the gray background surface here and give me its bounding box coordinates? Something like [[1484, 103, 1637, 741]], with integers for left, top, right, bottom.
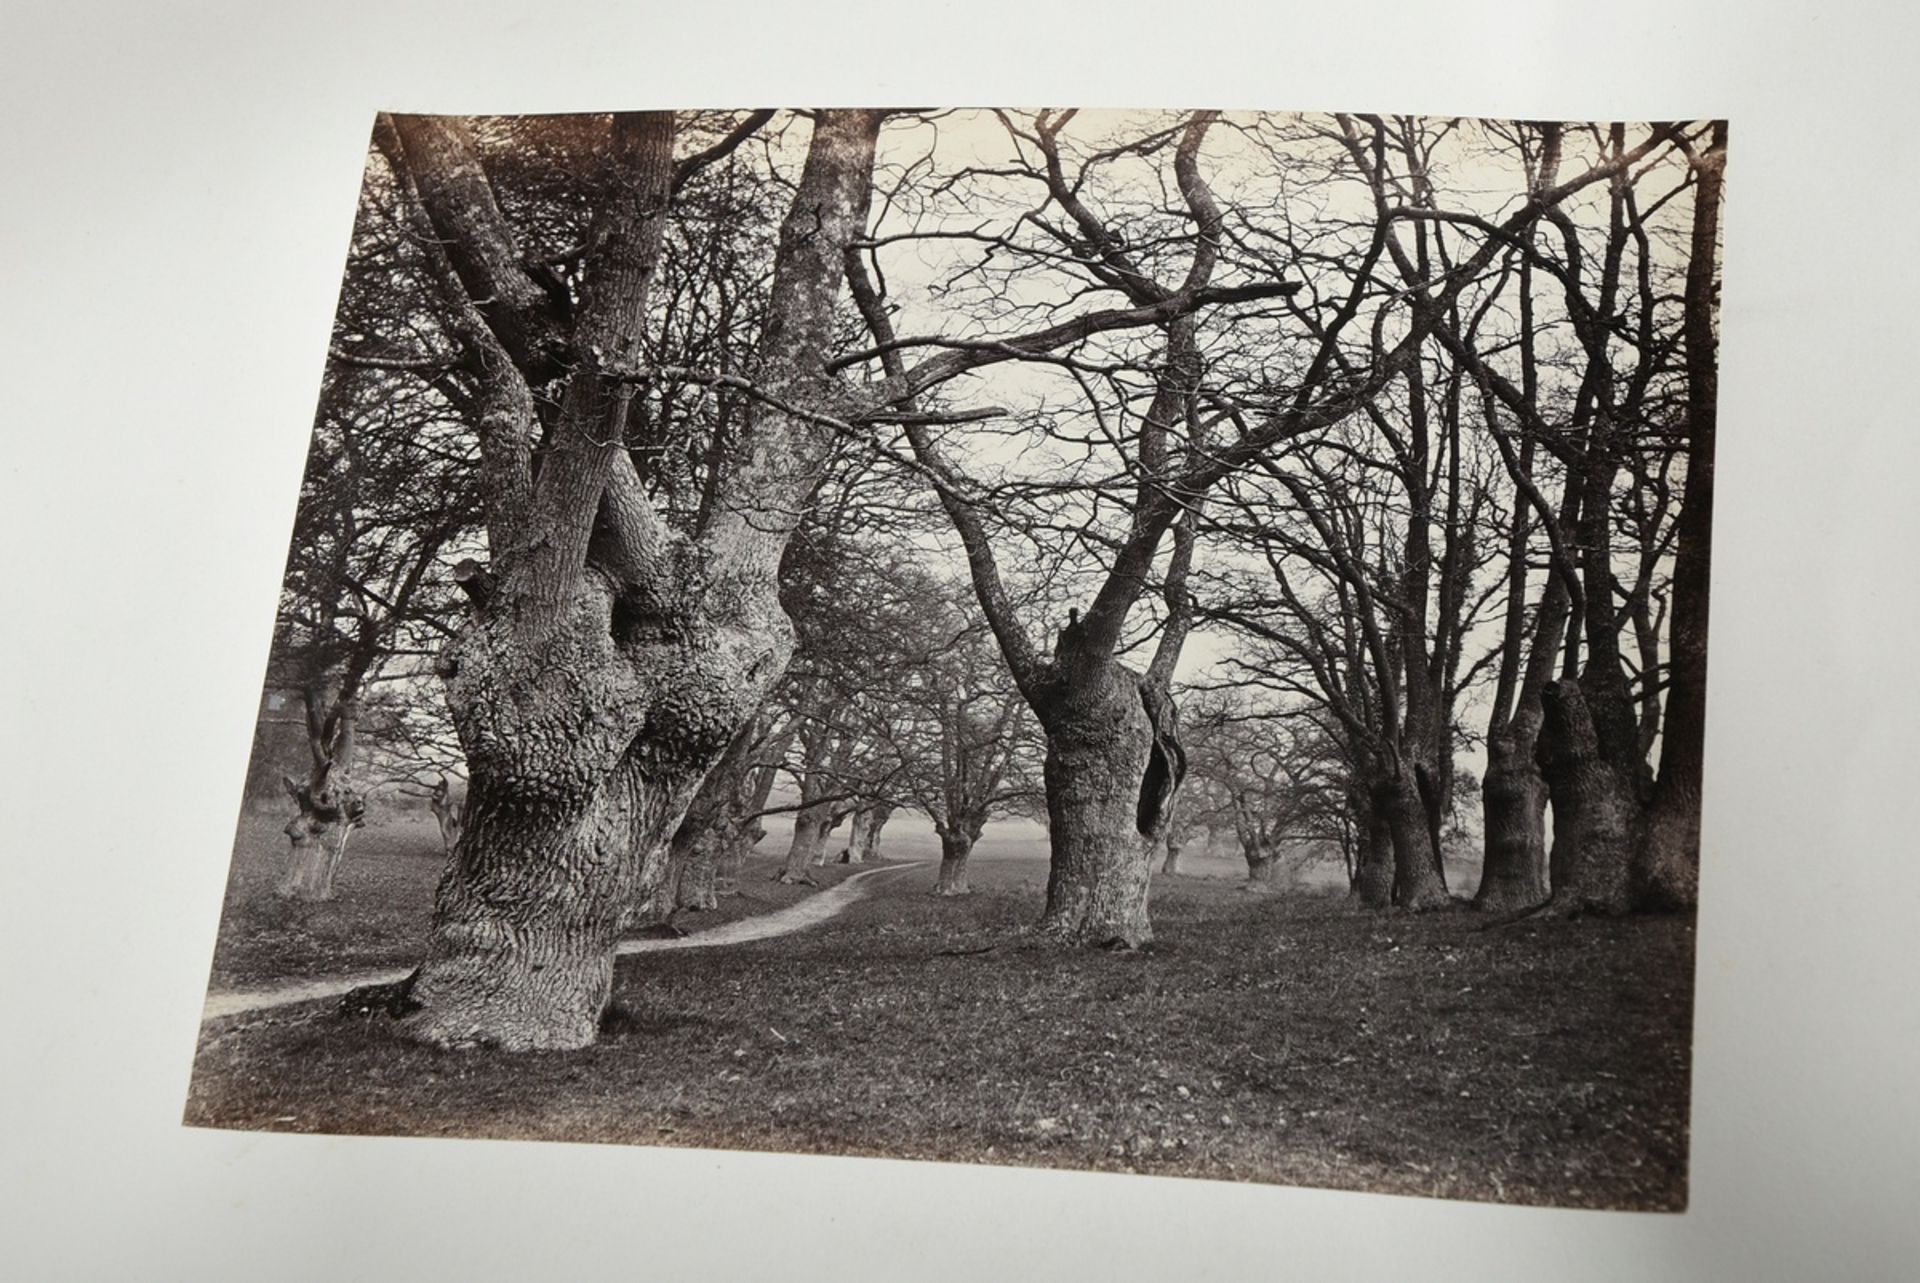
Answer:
[[3, 2, 1914, 1278]]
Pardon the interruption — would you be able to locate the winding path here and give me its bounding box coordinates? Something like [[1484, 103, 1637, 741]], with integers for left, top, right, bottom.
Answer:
[[199, 860, 927, 1024]]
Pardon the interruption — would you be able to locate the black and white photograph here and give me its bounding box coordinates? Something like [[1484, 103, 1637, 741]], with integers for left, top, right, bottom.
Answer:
[[183, 105, 1719, 1211], [7, 3, 1919, 1280]]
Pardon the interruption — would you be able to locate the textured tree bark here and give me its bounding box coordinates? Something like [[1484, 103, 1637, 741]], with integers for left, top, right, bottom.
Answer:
[[933, 826, 978, 896], [1637, 786, 1700, 913], [1376, 758, 1453, 910], [839, 808, 873, 864], [1160, 834, 1182, 876], [1473, 728, 1550, 912], [1539, 360, 1650, 917], [1536, 678, 1637, 916], [401, 575, 783, 1050], [864, 805, 892, 861], [1032, 638, 1182, 947], [1350, 788, 1395, 909]]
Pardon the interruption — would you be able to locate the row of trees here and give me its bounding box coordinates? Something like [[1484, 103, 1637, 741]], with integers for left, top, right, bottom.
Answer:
[[262, 108, 1723, 1049]]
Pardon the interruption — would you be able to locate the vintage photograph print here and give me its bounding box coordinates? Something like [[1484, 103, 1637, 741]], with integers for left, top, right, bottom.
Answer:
[[186, 108, 1721, 1211]]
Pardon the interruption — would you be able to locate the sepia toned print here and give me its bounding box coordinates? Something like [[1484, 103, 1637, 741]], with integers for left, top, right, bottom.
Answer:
[[186, 109, 1721, 1210]]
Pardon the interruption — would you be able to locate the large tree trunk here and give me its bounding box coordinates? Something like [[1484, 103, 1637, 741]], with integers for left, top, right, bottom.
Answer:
[[812, 806, 854, 867], [1473, 728, 1550, 912], [839, 808, 873, 864], [809, 815, 835, 867], [1375, 756, 1452, 910], [933, 825, 978, 897], [397, 577, 783, 1051], [1536, 678, 1638, 916], [1541, 355, 1650, 917], [1636, 785, 1700, 913], [1350, 784, 1395, 908], [409, 763, 665, 1051], [1635, 121, 1724, 913], [1032, 643, 1182, 948]]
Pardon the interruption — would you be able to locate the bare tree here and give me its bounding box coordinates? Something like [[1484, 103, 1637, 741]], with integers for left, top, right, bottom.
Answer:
[[863, 111, 1296, 944], [1182, 704, 1348, 888]]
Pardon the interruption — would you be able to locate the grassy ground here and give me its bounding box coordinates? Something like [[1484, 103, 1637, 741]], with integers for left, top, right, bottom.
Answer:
[[204, 810, 446, 990], [205, 808, 864, 991], [187, 825, 1693, 1211]]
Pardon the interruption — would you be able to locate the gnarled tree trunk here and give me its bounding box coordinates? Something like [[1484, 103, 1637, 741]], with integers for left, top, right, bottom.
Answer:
[[1160, 833, 1182, 875], [401, 572, 786, 1050], [1032, 641, 1182, 947], [1536, 677, 1638, 916], [933, 821, 980, 896], [811, 805, 854, 866], [1474, 727, 1550, 912], [281, 777, 363, 901], [675, 837, 720, 912], [780, 797, 831, 884], [1242, 837, 1280, 889], [1375, 755, 1452, 910], [723, 819, 763, 885], [279, 697, 365, 902], [1637, 783, 1700, 912], [1473, 567, 1569, 913], [1349, 781, 1395, 908]]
